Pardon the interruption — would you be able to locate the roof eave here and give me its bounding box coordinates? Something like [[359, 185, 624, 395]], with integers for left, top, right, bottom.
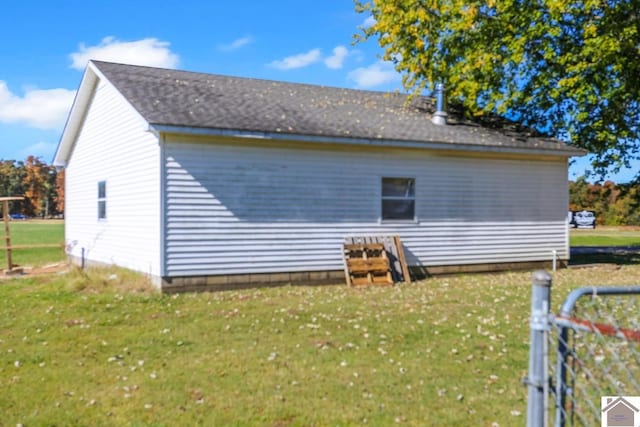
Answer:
[[53, 62, 102, 167], [150, 124, 587, 158]]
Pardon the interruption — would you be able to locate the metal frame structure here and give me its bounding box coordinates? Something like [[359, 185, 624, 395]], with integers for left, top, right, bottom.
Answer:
[[526, 272, 640, 426]]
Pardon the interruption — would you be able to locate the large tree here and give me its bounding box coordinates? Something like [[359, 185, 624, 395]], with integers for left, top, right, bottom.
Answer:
[[22, 156, 56, 217], [356, 0, 640, 176], [54, 168, 65, 216], [0, 160, 25, 215], [0, 160, 25, 203]]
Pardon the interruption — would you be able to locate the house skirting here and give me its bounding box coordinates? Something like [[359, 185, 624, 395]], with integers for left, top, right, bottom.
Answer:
[[160, 260, 567, 293], [67, 255, 567, 293], [161, 270, 345, 293], [412, 260, 568, 277]]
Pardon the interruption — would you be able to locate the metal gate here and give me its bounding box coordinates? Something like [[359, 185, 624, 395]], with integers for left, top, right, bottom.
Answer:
[[526, 271, 640, 426]]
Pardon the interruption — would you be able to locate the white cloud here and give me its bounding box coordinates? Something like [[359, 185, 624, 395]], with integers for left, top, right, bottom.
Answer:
[[361, 16, 377, 28], [348, 61, 401, 88], [219, 36, 254, 52], [70, 36, 179, 70], [324, 46, 349, 70], [269, 48, 322, 70], [0, 81, 76, 130]]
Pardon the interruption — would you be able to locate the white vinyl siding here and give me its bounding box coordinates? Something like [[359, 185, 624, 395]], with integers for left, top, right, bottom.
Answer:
[[65, 79, 162, 279], [163, 137, 568, 277]]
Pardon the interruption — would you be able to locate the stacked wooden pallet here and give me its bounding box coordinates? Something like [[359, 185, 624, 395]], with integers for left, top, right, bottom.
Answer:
[[343, 242, 392, 286], [342, 236, 410, 287]]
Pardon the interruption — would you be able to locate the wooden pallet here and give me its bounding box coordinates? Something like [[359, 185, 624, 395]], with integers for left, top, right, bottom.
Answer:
[[343, 242, 393, 286], [344, 236, 411, 284]]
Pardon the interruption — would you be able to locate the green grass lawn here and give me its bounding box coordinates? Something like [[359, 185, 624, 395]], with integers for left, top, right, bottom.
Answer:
[[2, 221, 640, 424], [0, 220, 64, 268], [2, 265, 640, 426], [570, 228, 640, 247]]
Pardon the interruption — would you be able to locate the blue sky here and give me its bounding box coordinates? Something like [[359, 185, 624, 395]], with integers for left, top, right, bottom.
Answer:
[[0, 1, 635, 182]]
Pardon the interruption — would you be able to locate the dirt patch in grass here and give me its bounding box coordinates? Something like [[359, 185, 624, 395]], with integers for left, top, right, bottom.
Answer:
[[0, 262, 69, 279], [27, 262, 70, 275]]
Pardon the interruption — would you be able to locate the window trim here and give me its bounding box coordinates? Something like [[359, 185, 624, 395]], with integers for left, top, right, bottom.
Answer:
[[380, 177, 417, 223], [98, 180, 106, 221]]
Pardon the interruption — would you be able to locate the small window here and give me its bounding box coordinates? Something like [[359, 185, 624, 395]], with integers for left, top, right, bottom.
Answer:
[[381, 177, 415, 221], [98, 181, 106, 220]]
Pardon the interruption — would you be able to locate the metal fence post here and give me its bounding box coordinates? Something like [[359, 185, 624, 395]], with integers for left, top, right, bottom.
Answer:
[[555, 324, 569, 427], [526, 270, 552, 427]]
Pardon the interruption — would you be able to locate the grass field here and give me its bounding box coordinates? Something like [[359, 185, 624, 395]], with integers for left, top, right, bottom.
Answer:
[[569, 227, 640, 247], [0, 220, 64, 268], [3, 264, 640, 426], [2, 223, 640, 425]]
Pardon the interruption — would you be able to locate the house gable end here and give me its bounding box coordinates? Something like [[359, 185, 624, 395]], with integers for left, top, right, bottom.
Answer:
[[62, 64, 163, 282], [54, 61, 152, 167]]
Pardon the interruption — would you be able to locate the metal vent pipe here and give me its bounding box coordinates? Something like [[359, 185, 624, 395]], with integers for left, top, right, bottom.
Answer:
[[431, 83, 447, 126]]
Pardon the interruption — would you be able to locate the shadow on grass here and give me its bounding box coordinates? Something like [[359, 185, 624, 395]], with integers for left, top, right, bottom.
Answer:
[[570, 252, 640, 266]]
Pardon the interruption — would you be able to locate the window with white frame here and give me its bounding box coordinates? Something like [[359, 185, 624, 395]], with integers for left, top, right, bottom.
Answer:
[[98, 181, 106, 220], [381, 177, 415, 221]]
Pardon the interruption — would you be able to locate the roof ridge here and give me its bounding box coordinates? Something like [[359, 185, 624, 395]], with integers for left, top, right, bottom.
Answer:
[[90, 60, 414, 99]]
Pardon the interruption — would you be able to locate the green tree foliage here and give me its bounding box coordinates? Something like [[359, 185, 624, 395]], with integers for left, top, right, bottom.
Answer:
[[0, 160, 26, 215], [356, 0, 640, 175], [0, 157, 62, 217], [0, 160, 25, 198], [570, 177, 640, 225], [23, 156, 48, 217], [55, 168, 65, 215]]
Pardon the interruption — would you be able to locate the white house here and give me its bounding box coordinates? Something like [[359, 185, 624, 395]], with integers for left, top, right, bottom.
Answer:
[[54, 61, 585, 291]]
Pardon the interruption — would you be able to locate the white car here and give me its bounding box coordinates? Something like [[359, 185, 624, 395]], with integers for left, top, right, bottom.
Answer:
[[572, 210, 596, 229]]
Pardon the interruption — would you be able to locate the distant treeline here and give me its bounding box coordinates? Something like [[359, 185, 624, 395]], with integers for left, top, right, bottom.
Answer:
[[0, 156, 64, 218], [570, 176, 640, 226]]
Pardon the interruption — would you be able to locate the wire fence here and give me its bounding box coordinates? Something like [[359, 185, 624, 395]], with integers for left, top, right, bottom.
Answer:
[[526, 272, 640, 427]]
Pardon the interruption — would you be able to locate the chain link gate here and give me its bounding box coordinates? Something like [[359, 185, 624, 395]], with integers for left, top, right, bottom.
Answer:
[[526, 271, 640, 427]]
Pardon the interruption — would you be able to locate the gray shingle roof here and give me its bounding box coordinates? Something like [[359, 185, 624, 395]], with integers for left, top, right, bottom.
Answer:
[[92, 60, 583, 155]]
